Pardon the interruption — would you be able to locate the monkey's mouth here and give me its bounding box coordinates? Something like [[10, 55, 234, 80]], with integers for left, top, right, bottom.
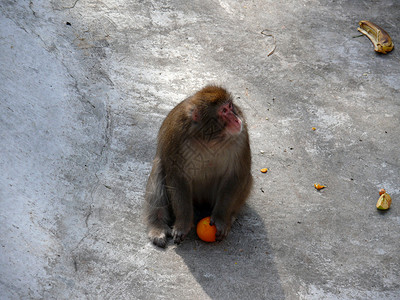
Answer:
[[225, 118, 242, 135]]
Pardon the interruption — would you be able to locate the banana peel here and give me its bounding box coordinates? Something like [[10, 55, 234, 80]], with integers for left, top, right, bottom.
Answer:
[[358, 20, 394, 54], [376, 191, 392, 210]]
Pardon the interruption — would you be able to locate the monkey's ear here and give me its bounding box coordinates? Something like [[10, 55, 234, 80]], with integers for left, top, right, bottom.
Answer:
[[191, 108, 200, 122]]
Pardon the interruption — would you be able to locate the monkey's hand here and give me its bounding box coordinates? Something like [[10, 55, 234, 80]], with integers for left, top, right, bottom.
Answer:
[[210, 216, 231, 241], [172, 223, 192, 244]]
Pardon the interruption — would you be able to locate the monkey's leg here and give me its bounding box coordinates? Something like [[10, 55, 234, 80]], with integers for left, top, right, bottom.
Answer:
[[144, 158, 172, 248], [230, 174, 253, 218], [211, 175, 252, 241], [167, 177, 193, 244]]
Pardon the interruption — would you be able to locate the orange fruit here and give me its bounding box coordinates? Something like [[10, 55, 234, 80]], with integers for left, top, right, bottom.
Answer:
[[196, 217, 217, 242]]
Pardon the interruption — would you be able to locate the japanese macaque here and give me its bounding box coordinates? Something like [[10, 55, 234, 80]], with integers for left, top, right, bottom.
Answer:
[[144, 85, 252, 247]]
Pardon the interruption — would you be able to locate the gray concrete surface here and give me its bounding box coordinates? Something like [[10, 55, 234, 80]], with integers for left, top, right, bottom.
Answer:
[[1, 0, 399, 299]]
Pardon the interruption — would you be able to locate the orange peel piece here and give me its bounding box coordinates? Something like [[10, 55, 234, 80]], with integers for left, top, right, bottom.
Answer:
[[314, 183, 326, 190], [260, 168, 268, 173]]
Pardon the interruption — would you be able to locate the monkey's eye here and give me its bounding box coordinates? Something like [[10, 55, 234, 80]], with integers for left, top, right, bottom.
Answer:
[[222, 108, 228, 113]]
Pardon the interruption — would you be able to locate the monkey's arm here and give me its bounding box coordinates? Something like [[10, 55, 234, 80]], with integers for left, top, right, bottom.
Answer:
[[210, 173, 251, 241]]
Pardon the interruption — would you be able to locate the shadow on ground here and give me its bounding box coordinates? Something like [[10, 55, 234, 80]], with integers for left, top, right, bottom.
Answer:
[[174, 205, 284, 300]]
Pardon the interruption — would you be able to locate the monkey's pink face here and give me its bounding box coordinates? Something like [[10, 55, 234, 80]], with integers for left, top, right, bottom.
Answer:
[[219, 102, 242, 135]]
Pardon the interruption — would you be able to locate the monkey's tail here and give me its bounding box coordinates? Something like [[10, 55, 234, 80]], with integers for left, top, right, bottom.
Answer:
[[144, 157, 172, 247]]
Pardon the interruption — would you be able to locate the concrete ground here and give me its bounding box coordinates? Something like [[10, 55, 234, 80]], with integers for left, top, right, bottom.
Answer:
[[1, 0, 399, 299]]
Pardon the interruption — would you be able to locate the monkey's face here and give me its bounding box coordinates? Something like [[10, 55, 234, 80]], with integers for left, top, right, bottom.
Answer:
[[218, 101, 243, 135]]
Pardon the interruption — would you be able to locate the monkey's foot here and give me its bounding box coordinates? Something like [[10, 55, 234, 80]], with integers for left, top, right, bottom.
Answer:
[[172, 225, 191, 244], [148, 227, 171, 248]]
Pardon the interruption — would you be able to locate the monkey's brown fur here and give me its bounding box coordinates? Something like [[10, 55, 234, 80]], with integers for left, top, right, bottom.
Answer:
[[144, 85, 252, 247]]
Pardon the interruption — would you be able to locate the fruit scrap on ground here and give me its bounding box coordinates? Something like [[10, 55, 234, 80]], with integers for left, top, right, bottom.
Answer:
[[357, 20, 394, 54], [314, 183, 326, 190], [376, 189, 392, 210], [260, 168, 268, 173]]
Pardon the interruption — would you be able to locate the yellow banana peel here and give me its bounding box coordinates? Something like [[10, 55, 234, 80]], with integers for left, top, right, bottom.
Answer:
[[358, 20, 394, 54]]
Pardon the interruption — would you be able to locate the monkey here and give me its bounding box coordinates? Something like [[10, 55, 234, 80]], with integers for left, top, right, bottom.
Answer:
[[144, 85, 253, 247]]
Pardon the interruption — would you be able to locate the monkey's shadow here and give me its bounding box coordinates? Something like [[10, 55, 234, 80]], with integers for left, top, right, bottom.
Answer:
[[174, 205, 285, 300]]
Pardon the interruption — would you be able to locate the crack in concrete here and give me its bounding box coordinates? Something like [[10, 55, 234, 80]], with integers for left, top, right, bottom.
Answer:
[[58, 61, 97, 110], [100, 103, 112, 158], [28, 1, 37, 17], [53, 0, 80, 11], [68, 0, 80, 9], [1, 9, 30, 35], [1, 3, 56, 55]]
